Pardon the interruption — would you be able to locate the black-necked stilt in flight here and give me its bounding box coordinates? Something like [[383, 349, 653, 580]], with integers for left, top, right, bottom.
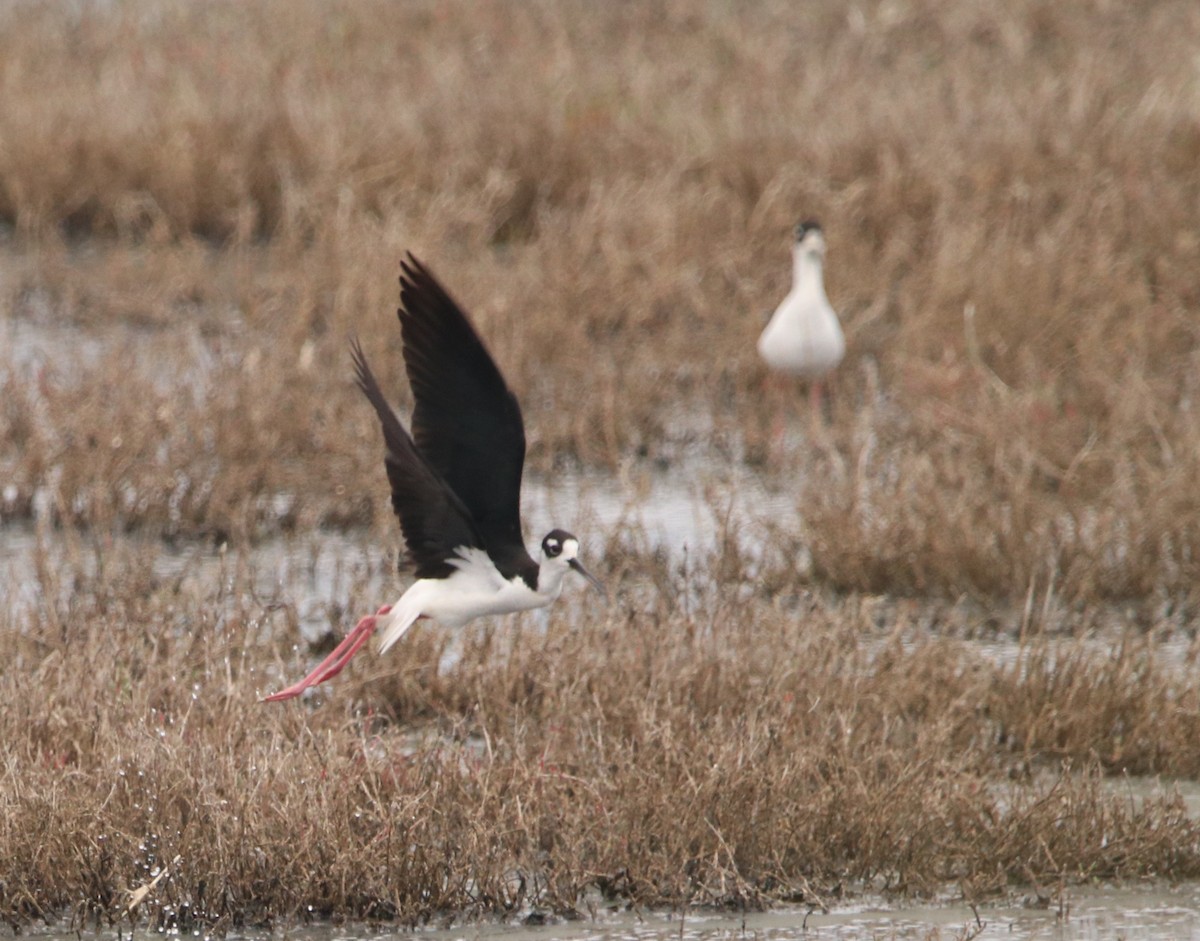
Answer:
[[757, 222, 844, 430], [264, 255, 604, 703]]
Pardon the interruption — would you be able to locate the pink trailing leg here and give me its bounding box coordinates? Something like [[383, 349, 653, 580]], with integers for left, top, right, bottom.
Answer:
[[262, 605, 393, 703]]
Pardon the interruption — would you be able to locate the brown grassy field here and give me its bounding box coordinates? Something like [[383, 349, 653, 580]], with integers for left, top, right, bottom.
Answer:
[[4, 530, 1200, 929], [1, 0, 1198, 602], [2, 0, 1200, 930]]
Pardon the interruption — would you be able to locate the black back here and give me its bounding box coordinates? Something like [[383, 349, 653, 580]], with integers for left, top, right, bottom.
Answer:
[[397, 255, 536, 580]]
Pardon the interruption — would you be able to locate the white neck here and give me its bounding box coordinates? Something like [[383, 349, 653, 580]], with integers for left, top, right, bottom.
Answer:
[[792, 245, 825, 295], [536, 563, 570, 599]]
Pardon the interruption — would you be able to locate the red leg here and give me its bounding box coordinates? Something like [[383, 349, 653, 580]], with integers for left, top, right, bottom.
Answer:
[[810, 378, 835, 428], [261, 605, 393, 703], [766, 373, 791, 459]]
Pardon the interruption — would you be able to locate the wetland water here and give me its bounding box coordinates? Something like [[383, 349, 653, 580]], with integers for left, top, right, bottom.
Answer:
[[3, 465, 1196, 672], [387, 884, 1200, 940], [16, 883, 1200, 941], [0, 466, 799, 625]]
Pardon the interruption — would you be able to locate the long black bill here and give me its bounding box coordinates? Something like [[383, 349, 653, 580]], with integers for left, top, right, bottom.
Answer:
[[569, 558, 607, 599]]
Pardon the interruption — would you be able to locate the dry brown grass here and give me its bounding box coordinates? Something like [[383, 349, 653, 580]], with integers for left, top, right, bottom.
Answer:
[[2, 533, 1200, 929], [2, 0, 1200, 929], [0, 0, 1197, 601]]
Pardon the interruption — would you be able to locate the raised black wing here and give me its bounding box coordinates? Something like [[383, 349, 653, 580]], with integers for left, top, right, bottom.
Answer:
[[397, 254, 532, 572], [351, 338, 485, 579]]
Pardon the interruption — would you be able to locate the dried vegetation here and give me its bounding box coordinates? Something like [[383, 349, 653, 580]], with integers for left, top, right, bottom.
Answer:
[[1, 0, 1200, 930], [3, 532, 1200, 929]]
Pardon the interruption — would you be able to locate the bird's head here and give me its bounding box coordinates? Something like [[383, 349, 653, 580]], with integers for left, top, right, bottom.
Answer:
[[793, 220, 826, 257], [540, 529, 605, 597]]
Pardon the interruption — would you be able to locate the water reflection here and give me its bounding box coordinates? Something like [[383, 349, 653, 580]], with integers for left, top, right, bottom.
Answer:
[[15, 883, 1200, 941]]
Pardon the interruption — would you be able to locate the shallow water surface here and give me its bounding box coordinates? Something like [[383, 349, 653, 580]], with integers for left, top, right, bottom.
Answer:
[[20, 883, 1200, 941], [0, 464, 797, 621]]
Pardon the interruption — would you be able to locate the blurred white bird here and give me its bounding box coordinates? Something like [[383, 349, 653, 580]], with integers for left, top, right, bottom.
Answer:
[[757, 220, 844, 430], [758, 220, 844, 378]]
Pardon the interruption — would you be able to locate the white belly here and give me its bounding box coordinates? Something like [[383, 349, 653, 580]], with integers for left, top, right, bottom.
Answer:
[[375, 547, 559, 653], [421, 575, 551, 628], [403, 547, 552, 629], [758, 292, 845, 378]]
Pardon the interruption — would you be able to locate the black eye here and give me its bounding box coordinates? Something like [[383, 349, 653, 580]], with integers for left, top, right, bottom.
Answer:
[[544, 539, 562, 557]]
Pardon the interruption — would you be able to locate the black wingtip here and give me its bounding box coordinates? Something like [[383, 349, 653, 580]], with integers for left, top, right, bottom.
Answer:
[[398, 253, 440, 330], [348, 336, 397, 422], [348, 335, 370, 394], [399, 252, 429, 293]]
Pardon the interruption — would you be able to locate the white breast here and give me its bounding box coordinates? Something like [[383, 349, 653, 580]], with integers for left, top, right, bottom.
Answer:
[[758, 246, 845, 379], [757, 290, 845, 378]]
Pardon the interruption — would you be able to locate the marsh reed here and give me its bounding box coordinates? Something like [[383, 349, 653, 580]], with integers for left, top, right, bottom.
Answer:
[[2, 0, 1200, 928]]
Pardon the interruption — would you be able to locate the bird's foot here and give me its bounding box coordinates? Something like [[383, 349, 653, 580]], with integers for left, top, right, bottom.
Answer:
[[261, 605, 393, 703]]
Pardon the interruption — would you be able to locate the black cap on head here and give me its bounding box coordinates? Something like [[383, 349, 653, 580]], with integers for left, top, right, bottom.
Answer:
[[541, 529, 576, 558], [793, 219, 822, 242]]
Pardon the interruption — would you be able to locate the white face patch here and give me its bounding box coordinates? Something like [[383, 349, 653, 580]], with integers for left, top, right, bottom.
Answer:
[[801, 230, 826, 256], [544, 538, 578, 560], [541, 531, 581, 567]]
